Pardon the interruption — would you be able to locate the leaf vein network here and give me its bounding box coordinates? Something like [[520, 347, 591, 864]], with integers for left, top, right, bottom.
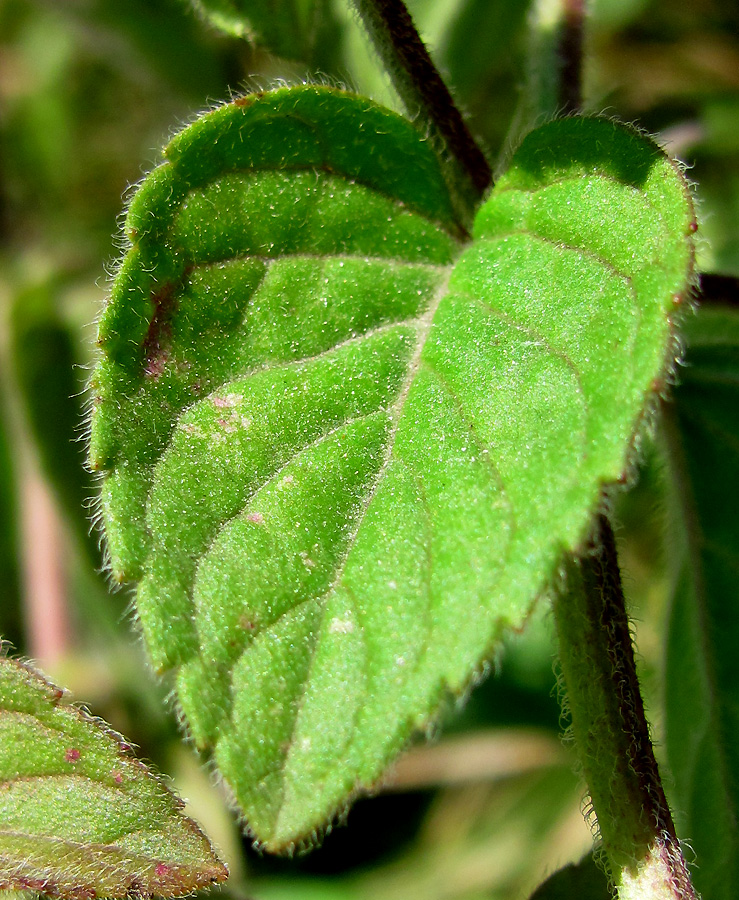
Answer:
[[475, 232, 642, 299], [193, 408, 389, 600], [219, 268, 455, 809], [417, 356, 518, 543], [492, 173, 667, 224]]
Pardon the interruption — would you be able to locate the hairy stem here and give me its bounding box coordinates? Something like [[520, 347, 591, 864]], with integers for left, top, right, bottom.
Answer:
[[349, 0, 491, 229], [554, 512, 697, 899]]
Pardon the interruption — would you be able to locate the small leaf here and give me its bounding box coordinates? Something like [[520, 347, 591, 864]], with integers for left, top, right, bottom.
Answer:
[[182, 0, 336, 64], [89, 86, 694, 849], [663, 299, 739, 899], [0, 654, 228, 898]]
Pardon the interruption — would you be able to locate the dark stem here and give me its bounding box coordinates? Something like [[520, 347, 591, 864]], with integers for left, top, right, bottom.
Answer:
[[698, 272, 739, 307], [351, 0, 492, 218], [558, 0, 586, 113], [581, 512, 697, 897]]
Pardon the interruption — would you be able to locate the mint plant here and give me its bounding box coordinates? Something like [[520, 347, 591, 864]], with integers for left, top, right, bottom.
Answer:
[[1, 1, 737, 899]]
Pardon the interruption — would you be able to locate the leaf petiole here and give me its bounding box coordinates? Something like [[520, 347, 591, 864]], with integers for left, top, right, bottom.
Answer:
[[349, 0, 492, 228]]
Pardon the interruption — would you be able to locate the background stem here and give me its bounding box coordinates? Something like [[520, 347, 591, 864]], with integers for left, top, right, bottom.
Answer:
[[349, 0, 491, 229], [503, 0, 588, 163], [21, 465, 69, 670], [559, 0, 586, 113]]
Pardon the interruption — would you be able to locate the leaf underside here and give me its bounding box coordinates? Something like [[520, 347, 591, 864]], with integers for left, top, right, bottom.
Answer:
[[89, 86, 694, 849], [0, 655, 227, 899]]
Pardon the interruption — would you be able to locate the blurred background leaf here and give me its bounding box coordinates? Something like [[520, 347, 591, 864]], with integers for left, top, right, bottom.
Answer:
[[9, 275, 99, 566], [180, 0, 343, 72], [0, 388, 21, 651], [662, 296, 739, 900]]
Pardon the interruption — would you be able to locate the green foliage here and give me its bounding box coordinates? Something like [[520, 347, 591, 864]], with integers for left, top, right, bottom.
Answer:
[[0, 400, 20, 652], [0, 654, 227, 898], [663, 300, 739, 900], [10, 280, 98, 565], [89, 85, 693, 849], [182, 0, 341, 66]]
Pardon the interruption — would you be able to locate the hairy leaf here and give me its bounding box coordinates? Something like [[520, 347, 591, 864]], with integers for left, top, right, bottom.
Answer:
[[89, 86, 694, 849], [663, 299, 739, 900], [0, 655, 227, 898]]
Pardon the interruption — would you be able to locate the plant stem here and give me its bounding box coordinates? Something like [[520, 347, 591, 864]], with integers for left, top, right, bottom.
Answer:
[[554, 511, 697, 899], [503, 0, 588, 165], [349, 0, 491, 229]]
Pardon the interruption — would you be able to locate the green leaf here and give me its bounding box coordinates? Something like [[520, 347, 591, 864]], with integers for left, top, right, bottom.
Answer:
[[182, 0, 337, 63], [662, 299, 739, 900], [89, 86, 694, 849], [0, 654, 228, 898]]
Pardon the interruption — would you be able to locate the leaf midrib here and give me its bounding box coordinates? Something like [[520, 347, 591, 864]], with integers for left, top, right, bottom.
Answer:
[[261, 266, 453, 840]]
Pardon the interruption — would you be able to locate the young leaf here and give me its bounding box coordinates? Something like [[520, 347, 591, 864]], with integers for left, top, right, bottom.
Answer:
[[662, 301, 739, 900], [89, 86, 694, 849], [0, 654, 227, 898]]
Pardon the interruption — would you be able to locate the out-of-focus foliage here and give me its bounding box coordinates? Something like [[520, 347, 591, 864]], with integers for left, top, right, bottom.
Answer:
[[9, 277, 98, 565], [528, 853, 610, 899], [0, 1, 737, 898], [663, 297, 739, 900], [180, 0, 343, 71], [0, 394, 20, 650]]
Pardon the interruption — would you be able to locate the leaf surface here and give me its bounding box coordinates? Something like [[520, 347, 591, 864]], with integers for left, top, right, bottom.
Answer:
[[0, 655, 227, 898], [89, 86, 694, 849], [663, 297, 739, 900]]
